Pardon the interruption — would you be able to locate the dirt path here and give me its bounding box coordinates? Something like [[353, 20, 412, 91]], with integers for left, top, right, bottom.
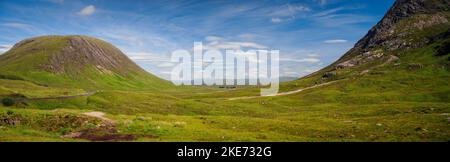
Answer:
[[16, 91, 97, 102], [82, 111, 114, 124], [227, 80, 342, 100], [62, 111, 136, 141]]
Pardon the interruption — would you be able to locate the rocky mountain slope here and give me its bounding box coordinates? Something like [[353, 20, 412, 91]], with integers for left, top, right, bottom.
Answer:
[[306, 0, 449, 79]]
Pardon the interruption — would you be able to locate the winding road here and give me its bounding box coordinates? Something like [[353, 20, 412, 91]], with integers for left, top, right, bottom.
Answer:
[[227, 80, 342, 100], [13, 80, 341, 102]]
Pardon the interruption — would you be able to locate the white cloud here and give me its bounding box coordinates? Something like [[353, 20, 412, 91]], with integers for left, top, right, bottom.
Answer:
[[281, 67, 321, 78], [160, 71, 172, 75], [268, 4, 310, 24], [324, 39, 348, 44], [0, 44, 12, 49], [78, 5, 96, 16], [283, 71, 299, 76], [97, 27, 177, 50], [49, 0, 64, 3], [269, 4, 310, 17], [289, 49, 322, 58], [307, 53, 320, 57], [314, 7, 345, 17], [238, 33, 264, 39], [315, 0, 328, 6], [314, 14, 375, 27], [203, 36, 267, 50], [157, 62, 175, 68], [0, 44, 12, 54], [204, 41, 267, 50], [310, 5, 372, 28], [3, 22, 33, 30], [271, 17, 283, 23], [128, 52, 169, 62], [205, 36, 224, 42], [293, 58, 321, 63], [279, 58, 321, 63], [300, 67, 321, 75], [127, 51, 174, 80]]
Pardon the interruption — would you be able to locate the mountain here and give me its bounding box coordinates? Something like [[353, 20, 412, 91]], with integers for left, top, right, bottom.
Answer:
[[0, 35, 171, 90], [302, 0, 449, 80]]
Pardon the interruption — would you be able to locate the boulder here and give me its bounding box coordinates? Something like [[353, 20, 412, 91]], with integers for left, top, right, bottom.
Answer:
[[322, 71, 337, 79], [335, 60, 356, 69]]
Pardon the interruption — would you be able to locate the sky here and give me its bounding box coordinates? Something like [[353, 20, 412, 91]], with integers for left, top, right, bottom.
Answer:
[[0, 0, 395, 80]]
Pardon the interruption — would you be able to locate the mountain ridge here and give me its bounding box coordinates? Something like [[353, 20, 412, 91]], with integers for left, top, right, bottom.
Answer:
[[302, 0, 449, 80]]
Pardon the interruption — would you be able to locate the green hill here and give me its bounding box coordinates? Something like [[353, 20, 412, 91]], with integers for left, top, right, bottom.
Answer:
[[0, 35, 171, 90]]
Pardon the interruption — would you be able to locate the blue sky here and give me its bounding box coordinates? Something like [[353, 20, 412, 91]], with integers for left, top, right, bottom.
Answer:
[[0, 0, 395, 80]]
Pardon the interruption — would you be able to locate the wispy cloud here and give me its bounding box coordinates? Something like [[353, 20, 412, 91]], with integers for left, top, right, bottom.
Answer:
[[205, 36, 224, 42], [281, 66, 321, 78], [307, 53, 320, 57], [315, 0, 328, 6], [307, 4, 373, 28], [314, 7, 345, 17], [48, 0, 64, 3], [128, 51, 175, 79], [96, 27, 177, 52], [203, 36, 267, 50], [0, 44, 12, 54], [238, 33, 265, 39], [271, 17, 283, 23], [157, 62, 175, 68], [313, 13, 375, 27], [0, 45, 11, 49], [268, 4, 310, 17], [128, 52, 170, 62], [267, 3, 311, 23], [78, 5, 96, 16], [314, 0, 344, 7], [2, 22, 33, 30], [205, 41, 268, 50], [324, 39, 348, 44], [279, 58, 321, 63]]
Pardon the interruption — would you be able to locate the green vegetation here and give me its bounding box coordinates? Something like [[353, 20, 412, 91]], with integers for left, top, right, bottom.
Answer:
[[1, 97, 14, 106], [0, 39, 448, 141], [0, 6, 449, 141]]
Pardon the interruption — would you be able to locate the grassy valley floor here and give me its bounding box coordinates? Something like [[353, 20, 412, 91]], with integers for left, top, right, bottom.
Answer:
[[1, 42, 450, 141]]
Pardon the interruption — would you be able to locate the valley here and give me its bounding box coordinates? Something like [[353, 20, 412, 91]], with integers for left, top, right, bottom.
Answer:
[[0, 0, 449, 142]]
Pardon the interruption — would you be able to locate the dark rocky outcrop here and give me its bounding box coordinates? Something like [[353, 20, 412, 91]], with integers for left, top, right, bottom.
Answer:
[[322, 71, 337, 80], [43, 36, 147, 75], [354, 0, 449, 50], [435, 39, 450, 56]]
